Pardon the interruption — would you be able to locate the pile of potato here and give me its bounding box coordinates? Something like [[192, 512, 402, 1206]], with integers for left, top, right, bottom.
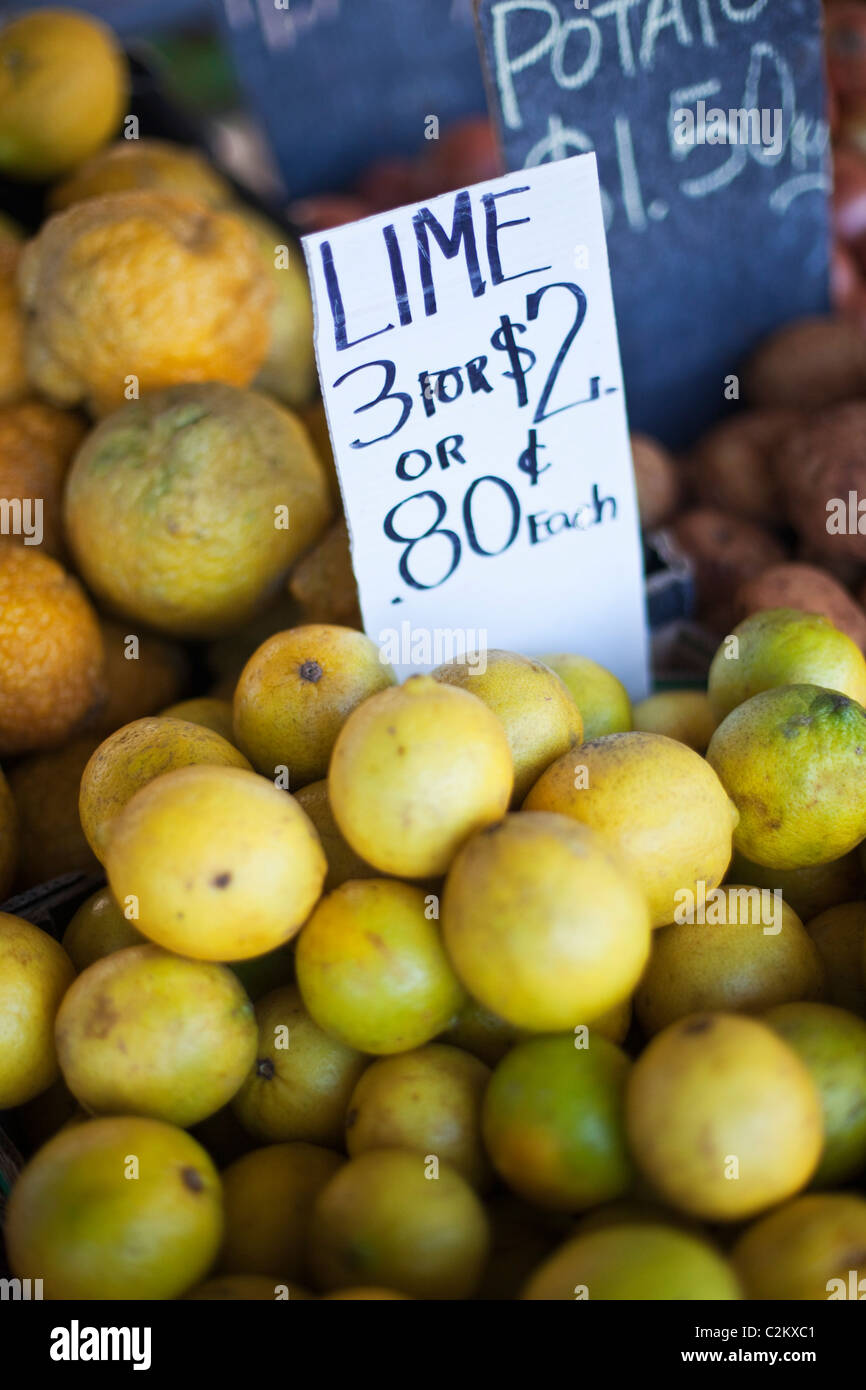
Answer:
[[631, 314, 866, 648], [627, 3, 866, 648]]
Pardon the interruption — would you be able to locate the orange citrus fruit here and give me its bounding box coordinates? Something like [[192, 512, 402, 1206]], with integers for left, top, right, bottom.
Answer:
[[64, 383, 332, 637], [241, 209, 318, 410], [296, 879, 465, 1053], [79, 716, 251, 862], [0, 240, 26, 406], [0, 912, 75, 1107], [0, 547, 104, 756], [482, 1033, 634, 1210], [19, 193, 274, 414], [160, 697, 234, 744], [0, 9, 127, 180], [5, 1116, 222, 1300], [105, 764, 326, 961], [233, 624, 395, 787], [49, 137, 233, 211], [0, 398, 86, 557]]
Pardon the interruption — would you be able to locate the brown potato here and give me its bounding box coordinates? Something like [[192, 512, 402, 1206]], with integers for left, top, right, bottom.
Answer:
[[831, 240, 862, 317], [0, 240, 27, 407], [685, 409, 800, 523], [736, 563, 866, 651], [827, 1, 866, 98], [630, 433, 680, 529], [666, 508, 787, 635], [743, 316, 866, 410], [832, 144, 866, 247], [776, 400, 866, 562], [795, 538, 866, 591], [838, 94, 866, 161]]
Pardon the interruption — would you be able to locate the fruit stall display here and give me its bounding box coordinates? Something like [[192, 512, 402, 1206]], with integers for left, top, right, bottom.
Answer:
[[0, 4, 865, 1307]]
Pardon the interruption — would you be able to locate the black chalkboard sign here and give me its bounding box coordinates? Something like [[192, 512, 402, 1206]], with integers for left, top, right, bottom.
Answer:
[[474, 0, 830, 448], [216, 0, 489, 197]]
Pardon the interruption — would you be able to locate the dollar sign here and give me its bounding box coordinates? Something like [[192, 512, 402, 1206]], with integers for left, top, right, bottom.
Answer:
[[525, 114, 593, 165], [525, 117, 614, 230], [491, 315, 536, 408]]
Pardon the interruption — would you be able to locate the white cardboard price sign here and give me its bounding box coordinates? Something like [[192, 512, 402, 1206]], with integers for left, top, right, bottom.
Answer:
[[303, 152, 650, 695]]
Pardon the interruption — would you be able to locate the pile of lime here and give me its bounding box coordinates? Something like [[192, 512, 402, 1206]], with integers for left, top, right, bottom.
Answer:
[[2, 610, 866, 1301]]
